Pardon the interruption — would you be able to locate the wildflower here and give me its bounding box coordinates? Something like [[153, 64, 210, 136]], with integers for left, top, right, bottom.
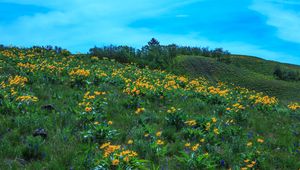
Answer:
[[112, 159, 120, 166], [247, 164, 254, 168], [192, 144, 200, 151], [108, 121, 113, 125], [103, 144, 121, 157], [213, 128, 219, 135], [212, 117, 217, 123], [8, 75, 28, 87], [100, 142, 111, 149], [123, 156, 130, 162], [16, 95, 38, 102], [69, 68, 90, 77], [94, 121, 99, 125], [156, 131, 162, 137], [247, 142, 252, 147], [244, 159, 250, 163], [185, 143, 191, 147], [135, 107, 145, 114], [257, 138, 264, 143], [167, 107, 176, 113], [200, 138, 205, 143], [144, 133, 149, 137], [128, 139, 133, 144], [85, 107, 92, 112], [288, 102, 300, 111], [185, 120, 197, 126], [206, 122, 211, 130], [156, 140, 164, 145]]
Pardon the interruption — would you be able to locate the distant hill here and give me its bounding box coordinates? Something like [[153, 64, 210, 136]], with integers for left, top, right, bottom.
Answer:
[[172, 55, 300, 103]]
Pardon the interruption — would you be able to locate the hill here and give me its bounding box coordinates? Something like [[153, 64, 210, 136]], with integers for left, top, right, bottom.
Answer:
[[172, 55, 300, 103], [0, 47, 299, 169]]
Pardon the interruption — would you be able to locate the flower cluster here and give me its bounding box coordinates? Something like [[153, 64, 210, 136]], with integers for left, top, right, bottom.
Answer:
[[69, 68, 90, 77], [288, 102, 300, 111]]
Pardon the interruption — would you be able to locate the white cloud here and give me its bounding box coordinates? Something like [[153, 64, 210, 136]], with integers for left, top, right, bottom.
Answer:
[[250, 0, 300, 44]]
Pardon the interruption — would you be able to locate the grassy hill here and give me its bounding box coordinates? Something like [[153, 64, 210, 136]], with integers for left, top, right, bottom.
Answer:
[[0, 47, 300, 169], [172, 55, 300, 103]]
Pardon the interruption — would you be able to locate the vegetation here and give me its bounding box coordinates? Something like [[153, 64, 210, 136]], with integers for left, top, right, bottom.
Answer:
[[0, 45, 300, 169], [273, 65, 300, 81], [89, 38, 231, 69]]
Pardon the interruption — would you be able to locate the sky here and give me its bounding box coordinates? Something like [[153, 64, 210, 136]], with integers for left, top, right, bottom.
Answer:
[[0, 0, 300, 65]]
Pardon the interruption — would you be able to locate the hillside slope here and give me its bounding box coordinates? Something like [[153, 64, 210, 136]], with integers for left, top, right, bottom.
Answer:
[[173, 55, 300, 103], [0, 47, 299, 169]]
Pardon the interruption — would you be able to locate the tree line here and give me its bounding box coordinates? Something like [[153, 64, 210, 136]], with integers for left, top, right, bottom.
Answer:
[[89, 38, 231, 69]]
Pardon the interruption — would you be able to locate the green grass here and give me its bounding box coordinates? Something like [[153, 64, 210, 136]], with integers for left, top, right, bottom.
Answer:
[[172, 55, 300, 103], [0, 47, 300, 169]]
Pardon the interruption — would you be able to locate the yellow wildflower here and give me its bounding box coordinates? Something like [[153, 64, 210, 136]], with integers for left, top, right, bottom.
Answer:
[[156, 140, 164, 145], [156, 131, 162, 137], [127, 139, 133, 145], [112, 159, 119, 166], [185, 143, 191, 147], [257, 138, 264, 143]]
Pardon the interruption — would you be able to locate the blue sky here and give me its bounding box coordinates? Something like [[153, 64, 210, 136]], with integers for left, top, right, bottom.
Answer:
[[0, 0, 300, 65]]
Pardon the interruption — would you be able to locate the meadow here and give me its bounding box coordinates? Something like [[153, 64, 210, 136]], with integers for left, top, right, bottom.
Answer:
[[0, 47, 300, 169]]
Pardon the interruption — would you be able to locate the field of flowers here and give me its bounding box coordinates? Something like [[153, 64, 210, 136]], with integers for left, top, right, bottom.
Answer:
[[0, 47, 299, 169]]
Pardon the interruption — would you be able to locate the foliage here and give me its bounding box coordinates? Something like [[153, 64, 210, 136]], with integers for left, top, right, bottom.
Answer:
[[0, 46, 299, 170], [274, 65, 300, 81]]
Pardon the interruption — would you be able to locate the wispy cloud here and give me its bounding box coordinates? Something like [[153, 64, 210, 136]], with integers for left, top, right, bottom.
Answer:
[[250, 0, 300, 44]]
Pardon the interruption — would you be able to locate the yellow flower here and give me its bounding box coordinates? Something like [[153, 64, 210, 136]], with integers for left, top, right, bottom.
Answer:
[[69, 68, 90, 77], [200, 138, 205, 143], [108, 121, 113, 125], [247, 142, 252, 147], [156, 131, 162, 137], [156, 139, 164, 145], [100, 142, 111, 149], [213, 128, 219, 135], [8, 75, 28, 87], [185, 120, 197, 126], [94, 121, 99, 125], [85, 107, 92, 112], [205, 122, 211, 130], [257, 138, 264, 143], [123, 156, 130, 162], [244, 159, 249, 163], [185, 143, 191, 147], [212, 117, 217, 123], [247, 164, 254, 168], [16, 95, 38, 102], [144, 133, 149, 137], [192, 143, 200, 151], [127, 139, 133, 144], [135, 107, 145, 114], [112, 159, 120, 166], [288, 102, 300, 110]]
